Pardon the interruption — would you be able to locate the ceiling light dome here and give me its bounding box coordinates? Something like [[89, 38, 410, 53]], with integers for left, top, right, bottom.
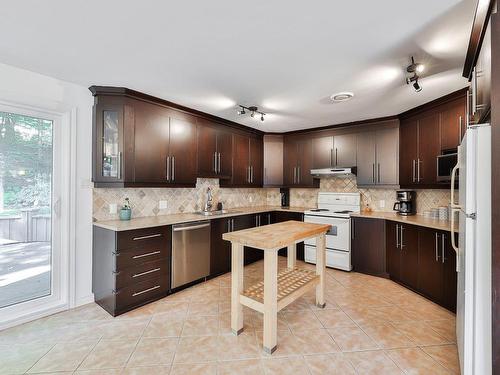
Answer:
[[330, 92, 354, 102]]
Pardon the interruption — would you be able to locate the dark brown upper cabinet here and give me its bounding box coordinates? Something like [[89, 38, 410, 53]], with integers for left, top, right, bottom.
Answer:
[[263, 135, 284, 187], [197, 120, 233, 179], [284, 136, 319, 188], [399, 89, 466, 188], [134, 101, 197, 186], [356, 127, 399, 186], [312, 134, 357, 169], [222, 134, 263, 187]]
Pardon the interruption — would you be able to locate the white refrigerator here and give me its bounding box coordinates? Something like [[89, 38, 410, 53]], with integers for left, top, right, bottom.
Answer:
[[452, 124, 491, 375]]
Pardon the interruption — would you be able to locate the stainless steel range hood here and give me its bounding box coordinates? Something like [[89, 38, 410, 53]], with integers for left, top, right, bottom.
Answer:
[[310, 167, 357, 177]]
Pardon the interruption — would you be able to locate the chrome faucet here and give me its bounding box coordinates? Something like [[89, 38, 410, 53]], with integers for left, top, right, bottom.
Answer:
[[204, 187, 213, 212]]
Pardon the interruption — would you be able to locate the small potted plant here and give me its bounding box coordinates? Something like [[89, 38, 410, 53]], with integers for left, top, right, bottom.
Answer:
[[119, 197, 132, 221]]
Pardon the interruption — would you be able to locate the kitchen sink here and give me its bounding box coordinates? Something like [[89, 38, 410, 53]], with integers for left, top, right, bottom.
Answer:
[[196, 210, 239, 216]]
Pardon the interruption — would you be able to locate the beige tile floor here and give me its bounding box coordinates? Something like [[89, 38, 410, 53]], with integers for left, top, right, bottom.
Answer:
[[0, 258, 460, 374]]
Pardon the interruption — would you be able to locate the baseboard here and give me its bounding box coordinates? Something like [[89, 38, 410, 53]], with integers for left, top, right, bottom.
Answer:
[[74, 293, 95, 308], [0, 303, 68, 331]]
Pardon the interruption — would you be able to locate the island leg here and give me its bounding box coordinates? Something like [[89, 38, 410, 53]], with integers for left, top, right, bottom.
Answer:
[[315, 234, 326, 308], [287, 243, 296, 269], [231, 242, 244, 335], [263, 249, 278, 354]]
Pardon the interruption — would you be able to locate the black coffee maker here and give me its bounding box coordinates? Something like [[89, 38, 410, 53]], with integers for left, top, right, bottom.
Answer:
[[280, 188, 290, 208], [393, 190, 416, 216]]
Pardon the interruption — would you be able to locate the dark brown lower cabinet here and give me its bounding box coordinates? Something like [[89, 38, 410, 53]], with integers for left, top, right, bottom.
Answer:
[[385, 220, 457, 312], [274, 211, 305, 260], [93, 225, 171, 317], [210, 217, 232, 276], [351, 217, 387, 277]]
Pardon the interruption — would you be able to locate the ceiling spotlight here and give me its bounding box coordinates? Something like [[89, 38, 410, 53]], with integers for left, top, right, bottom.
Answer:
[[236, 105, 266, 123], [330, 92, 354, 103], [406, 56, 424, 74], [406, 56, 424, 92], [413, 79, 422, 92]]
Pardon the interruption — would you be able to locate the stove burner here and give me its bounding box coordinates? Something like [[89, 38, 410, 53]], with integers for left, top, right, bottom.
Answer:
[[309, 208, 329, 212], [333, 210, 353, 214]]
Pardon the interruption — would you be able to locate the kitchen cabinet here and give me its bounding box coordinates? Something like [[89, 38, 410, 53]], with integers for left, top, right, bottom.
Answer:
[[312, 133, 357, 169], [399, 119, 418, 186], [263, 135, 284, 186], [134, 103, 198, 186], [283, 137, 319, 187], [356, 127, 398, 186], [385, 221, 418, 290], [386, 220, 457, 312], [440, 98, 466, 151], [225, 134, 263, 187], [351, 217, 387, 277], [197, 121, 233, 179], [93, 225, 171, 316], [210, 217, 232, 276], [416, 112, 440, 185]]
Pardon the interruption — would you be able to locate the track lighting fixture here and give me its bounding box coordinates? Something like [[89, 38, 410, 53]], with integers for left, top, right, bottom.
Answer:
[[406, 56, 424, 92], [237, 105, 266, 122]]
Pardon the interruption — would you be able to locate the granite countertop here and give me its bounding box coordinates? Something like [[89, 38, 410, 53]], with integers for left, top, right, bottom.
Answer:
[[351, 211, 458, 232], [93, 206, 312, 231]]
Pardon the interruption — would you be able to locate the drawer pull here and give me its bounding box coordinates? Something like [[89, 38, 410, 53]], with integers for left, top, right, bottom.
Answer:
[[132, 250, 161, 259], [132, 234, 162, 241], [133, 268, 161, 278], [132, 285, 161, 297]]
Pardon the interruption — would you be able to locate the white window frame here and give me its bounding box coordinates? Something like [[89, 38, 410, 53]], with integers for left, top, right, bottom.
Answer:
[[0, 101, 76, 330]]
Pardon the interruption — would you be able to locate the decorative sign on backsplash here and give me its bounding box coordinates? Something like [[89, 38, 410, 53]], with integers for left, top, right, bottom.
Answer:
[[92, 177, 452, 221]]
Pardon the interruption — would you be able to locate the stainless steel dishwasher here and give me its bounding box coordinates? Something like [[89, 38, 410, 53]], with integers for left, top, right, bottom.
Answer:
[[171, 221, 211, 289]]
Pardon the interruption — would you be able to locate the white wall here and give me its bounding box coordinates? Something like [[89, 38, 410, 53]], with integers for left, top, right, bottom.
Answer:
[[0, 63, 94, 307]]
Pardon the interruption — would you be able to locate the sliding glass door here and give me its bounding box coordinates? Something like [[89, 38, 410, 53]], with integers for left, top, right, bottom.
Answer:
[[0, 109, 62, 314]]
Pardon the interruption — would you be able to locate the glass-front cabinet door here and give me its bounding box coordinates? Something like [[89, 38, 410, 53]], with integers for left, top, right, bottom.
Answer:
[[94, 103, 124, 183]]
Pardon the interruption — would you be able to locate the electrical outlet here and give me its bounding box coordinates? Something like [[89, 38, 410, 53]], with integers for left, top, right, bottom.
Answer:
[[159, 200, 168, 210], [379, 200, 386, 209], [109, 203, 117, 214]]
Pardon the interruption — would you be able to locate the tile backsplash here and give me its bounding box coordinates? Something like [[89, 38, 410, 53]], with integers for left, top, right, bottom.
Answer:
[[93, 177, 452, 221]]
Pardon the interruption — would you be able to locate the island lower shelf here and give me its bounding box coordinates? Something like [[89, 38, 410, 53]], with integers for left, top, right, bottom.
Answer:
[[239, 267, 319, 313]]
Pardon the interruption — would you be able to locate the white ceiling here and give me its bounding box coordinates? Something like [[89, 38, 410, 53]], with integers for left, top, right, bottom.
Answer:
[[0, 1, 475, 132]]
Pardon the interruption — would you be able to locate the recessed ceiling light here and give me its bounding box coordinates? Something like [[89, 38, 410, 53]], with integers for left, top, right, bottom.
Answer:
[[330, 92, 354, 102]]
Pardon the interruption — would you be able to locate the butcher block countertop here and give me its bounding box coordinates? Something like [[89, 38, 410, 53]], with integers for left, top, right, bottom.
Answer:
[[93, 206, 311, 232], [351, 211, 458, 232], [222, 220, 331, 250]]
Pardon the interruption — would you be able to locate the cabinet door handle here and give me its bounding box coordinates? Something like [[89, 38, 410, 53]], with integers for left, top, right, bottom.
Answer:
[[395, 224, 399, 248], [171, 156, 175, 181], [378, 163, 381, 183], [132, 285, 161, 297], [458, 116, 463, 142], [293, 167, 296, 184], [132, 250, 161, 259], [435, 233, 440, 262], [213, 152, 217, 173], [117, 152, 122, 180], [442, 234, 446, 263], [297, 166, 300, 184], [335, 148, 338, 166], [251, 166, 254, 183], [417, 159, 421, 182], [372, 163, 375, 183], [412, 160, 416, 183], [232, 219, 235, 231], [330, 148, 333, 167], [133, 268, 161, 278], [218, 152, 221, 174], [400, 226, 404, 249], [166, 156, 170, 181], [133, 233, 162, 241], [227, 219, 231, 232]]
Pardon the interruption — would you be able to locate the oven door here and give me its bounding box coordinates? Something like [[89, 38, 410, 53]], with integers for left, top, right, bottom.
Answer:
[[304, 215, 350, 251]]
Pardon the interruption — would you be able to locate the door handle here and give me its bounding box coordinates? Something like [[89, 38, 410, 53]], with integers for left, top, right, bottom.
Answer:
[[218, 152, 221, 173], [251, 166, 254, 183], [458, 116, 463, 142], [335, 148, 338, 166], [173, 223, 210, 231], [417, 158, 421, 182], [133, 268, 161, 278], [132, 251, 161, 259], [372, 163, 375, 183], [214, 152, 217, 173], [400, 226, 404, 249], [117, 151, 122, 180], [133, 233, 162, 241], [171, 156, 175, 181], [395, 224, 399, 248], [412, 159, 416, 182], [166, 156, 170, 181], [435, 232, 440, 262], [132, 285, 161, 297], [293, 167, 296, 184], [297, 166, 300, 184], [378, 163, 380, 183], [442, 234, 446, 264], [330, 149, 333, 167]]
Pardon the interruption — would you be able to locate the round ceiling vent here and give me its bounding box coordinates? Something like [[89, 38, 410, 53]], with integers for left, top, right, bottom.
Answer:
[[330, 92, 354, 102]]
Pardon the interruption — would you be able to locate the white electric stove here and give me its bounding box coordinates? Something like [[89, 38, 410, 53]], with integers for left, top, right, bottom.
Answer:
[[304, 192, 361, 271]]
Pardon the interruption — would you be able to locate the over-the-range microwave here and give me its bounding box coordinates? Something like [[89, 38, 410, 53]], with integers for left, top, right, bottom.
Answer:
[[436, 152, 458, 182]]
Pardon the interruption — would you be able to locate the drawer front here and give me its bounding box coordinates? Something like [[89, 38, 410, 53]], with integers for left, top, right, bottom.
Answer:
[[115, 276, 168, 311], [117, 226, 170, 251], [115, 258, 170, 289], [114, 245, 170, 270]]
